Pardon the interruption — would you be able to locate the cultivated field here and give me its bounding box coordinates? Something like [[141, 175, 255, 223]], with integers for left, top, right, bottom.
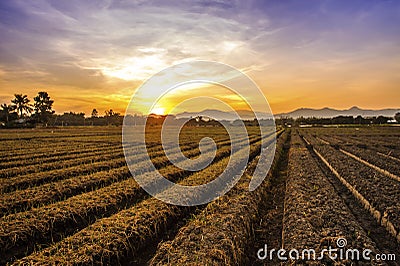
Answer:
[[0, 126, 399, 265]]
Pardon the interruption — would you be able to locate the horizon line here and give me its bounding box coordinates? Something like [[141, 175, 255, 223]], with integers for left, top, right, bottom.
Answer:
[[50, 105, 400, 117]]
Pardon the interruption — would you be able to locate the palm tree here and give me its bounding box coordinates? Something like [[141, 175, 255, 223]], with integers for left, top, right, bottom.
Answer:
[[0, 103, 15, 123], [11, 94, 32, 118], [33, 91, 54, 123]]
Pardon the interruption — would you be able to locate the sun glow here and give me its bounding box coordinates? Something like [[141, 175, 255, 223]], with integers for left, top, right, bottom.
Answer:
[[151, 107, 166, 115]]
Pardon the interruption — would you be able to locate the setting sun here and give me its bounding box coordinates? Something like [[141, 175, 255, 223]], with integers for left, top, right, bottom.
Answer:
[[151, 107, 165, 115]]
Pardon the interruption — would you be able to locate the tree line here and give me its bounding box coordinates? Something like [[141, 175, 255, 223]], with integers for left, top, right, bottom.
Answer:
[[0, 92, 123, 127], [1, 92, 399, 128], [0, 92, 54, 127], [276, 114, 400, 127]]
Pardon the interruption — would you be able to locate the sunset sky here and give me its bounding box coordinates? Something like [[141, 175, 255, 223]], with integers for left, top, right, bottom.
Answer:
[[0, 0, 399, 115]]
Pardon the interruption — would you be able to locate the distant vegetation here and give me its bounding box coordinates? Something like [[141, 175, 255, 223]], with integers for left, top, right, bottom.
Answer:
[[0, 92, 123, 128], [277, 114, 400, 127], [1, 92, 399, 128]]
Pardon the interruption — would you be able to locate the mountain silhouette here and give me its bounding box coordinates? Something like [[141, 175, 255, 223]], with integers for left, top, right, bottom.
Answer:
[[275, 106, 400, 118], [175, 107, 399, 120]]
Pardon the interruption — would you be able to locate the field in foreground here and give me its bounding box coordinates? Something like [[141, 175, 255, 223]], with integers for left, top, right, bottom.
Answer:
[[0, 126, 399, 265]]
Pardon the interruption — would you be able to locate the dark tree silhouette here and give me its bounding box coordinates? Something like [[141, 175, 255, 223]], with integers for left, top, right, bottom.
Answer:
[[33, 92, 54, 124], [104, 109, 121, 125], [0, 103, 16, 123], [11, 94, 32, 118], [105, 109, 116, 117], [91, 109, 98, 118], [394, 112, 400, 123]]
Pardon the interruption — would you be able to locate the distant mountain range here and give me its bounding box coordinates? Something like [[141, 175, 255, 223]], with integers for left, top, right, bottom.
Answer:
[[175, 106, 400, 120], [275, 106, 400, 119]]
